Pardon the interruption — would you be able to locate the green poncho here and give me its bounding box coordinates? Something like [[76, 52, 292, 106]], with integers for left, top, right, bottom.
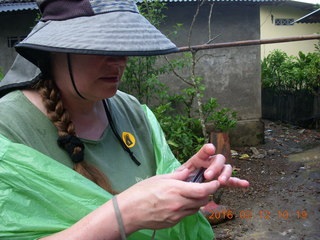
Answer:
[[0, 106, 214, 240]]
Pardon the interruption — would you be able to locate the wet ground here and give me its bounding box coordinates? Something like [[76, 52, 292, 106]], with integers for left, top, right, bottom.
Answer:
[[212, 120, 320, 240]]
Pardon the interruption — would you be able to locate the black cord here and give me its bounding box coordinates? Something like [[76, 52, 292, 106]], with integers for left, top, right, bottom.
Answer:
[[67, 53, 86, 100], [103, 99, 141, 166]]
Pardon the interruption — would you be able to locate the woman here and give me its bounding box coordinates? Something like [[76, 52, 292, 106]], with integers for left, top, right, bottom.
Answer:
[[0, 0, 249, 239]]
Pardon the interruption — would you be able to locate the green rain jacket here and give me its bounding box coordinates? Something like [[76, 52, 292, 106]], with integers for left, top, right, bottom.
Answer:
[[0, 105, 214, 240]]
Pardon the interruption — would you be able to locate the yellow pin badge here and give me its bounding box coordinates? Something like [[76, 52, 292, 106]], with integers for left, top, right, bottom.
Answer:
[[122, 132, 136, 148]]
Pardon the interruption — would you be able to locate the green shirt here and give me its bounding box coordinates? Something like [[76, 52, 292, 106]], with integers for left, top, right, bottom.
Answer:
[[0, 90, 162, 192]]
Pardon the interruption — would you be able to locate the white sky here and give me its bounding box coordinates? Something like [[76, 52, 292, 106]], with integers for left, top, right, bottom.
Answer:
[[292, 0, 320, 4]]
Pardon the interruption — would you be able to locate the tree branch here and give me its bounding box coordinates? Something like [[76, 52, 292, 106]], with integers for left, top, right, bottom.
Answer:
[[208, 3, 214, 42], [164, 56, 195, 87], [188, 0, 205, 48], [206, 33, 221, 45], [196, 53, 216, 64]]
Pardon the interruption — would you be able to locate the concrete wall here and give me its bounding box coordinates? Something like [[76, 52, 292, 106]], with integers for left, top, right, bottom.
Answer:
[[160, 3, 264, 146], [261, 5, 320, 59], [0, 10, 38, 74]]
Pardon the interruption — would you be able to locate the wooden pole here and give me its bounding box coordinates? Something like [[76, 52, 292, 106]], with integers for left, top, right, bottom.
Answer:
[[178, 34, 320, 52], [209, 132, 233, 165]]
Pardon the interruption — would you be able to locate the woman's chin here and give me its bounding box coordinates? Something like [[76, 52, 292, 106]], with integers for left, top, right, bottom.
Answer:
[[98, 87, 119, 100]]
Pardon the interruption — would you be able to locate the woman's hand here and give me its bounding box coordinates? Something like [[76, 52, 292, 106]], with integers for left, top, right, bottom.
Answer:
[[41, 169, 215, 240], [178, 144, 249, 188], [117, 168, 220, 233], [41, 145, 249, 240], [117, 144, 249, 234]]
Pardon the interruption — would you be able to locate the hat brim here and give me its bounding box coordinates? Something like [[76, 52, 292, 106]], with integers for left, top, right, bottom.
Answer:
[[16, 11, 178, 65]]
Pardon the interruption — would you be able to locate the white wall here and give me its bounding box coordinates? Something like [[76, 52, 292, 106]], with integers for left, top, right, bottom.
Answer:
[[260, 5, 320, 59]]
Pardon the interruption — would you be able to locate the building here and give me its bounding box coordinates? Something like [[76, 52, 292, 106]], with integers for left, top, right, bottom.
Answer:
[[0, 0, 38, 73], [260, 1, 320, 58], [159, 0, 284, 146]]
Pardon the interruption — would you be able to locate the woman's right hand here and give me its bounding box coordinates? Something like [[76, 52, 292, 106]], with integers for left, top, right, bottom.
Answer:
[[117, 168, 220, 233]]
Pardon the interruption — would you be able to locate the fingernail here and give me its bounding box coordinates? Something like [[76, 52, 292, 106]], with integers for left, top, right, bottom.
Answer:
[[205, 170, 214, 179], [213, 180, 220, 188], [220, 176, 227, 183]]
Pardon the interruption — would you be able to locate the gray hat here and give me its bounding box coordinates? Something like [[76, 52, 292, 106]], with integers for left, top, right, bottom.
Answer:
[[0, 0, 178, 97], [16, 0, 178, 66]]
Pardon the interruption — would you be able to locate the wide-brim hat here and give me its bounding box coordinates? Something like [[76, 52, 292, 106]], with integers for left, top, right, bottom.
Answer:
[[0, 0, 179, 97], [15, 0, 178, 67]]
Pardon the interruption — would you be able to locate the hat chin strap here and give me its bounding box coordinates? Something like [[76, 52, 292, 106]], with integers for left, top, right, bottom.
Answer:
[[67, 53, 87, 100]]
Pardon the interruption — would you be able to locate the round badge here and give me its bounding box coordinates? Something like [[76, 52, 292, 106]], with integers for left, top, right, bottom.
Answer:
[[122, 132, 136, 148]]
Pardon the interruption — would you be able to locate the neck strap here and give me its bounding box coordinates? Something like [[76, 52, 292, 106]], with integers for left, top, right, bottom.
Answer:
[[103, 99, 141, 166], [67, 53, 87, 100]]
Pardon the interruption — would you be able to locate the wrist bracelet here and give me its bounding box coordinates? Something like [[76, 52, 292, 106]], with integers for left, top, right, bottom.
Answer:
[[112, 195, 127, 240]]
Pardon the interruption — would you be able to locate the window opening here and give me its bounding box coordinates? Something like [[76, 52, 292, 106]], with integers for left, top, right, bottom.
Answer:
[[7, 36, 26, 48]]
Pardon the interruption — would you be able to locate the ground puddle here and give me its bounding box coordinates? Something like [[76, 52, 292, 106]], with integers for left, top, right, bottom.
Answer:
[[288, 146, 320, 171]]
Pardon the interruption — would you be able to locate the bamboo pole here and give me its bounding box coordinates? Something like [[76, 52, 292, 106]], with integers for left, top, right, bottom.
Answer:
[[178, 34, 320, 52]]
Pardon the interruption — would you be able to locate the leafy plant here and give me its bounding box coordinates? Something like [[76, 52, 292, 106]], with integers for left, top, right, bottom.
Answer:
[[152, 93, 237, 163], [0, 67, 4, 81], [261, 49, 320, 94], [204, 98, 237, 132], [138, 0, 167, 27], [153, 102, 204, 162], [120, 56, 170, 105]]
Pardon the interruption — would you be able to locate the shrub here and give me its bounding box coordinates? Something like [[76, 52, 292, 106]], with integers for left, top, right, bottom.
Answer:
[[152, 95, 237, 163], [153, 103, 204, 163], [261, 49, 320, 94]]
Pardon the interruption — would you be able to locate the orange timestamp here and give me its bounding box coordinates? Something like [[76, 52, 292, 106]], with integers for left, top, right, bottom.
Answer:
[[208, 210, 308, 220]]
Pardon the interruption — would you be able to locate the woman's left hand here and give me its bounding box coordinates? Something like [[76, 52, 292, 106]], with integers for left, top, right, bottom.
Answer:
[[177, 143, 249, 188]]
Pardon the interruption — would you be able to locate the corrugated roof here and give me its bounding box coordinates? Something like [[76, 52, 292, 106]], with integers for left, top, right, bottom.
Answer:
[[138, 0, 288, 2], [1, 0, 289, 3], [0, 0, 35, 3], [293, 8, 320, 23], [0, 2, 37, 12]]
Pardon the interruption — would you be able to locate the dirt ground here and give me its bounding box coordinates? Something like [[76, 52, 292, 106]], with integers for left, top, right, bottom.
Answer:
[[212, 119, 320, 240]]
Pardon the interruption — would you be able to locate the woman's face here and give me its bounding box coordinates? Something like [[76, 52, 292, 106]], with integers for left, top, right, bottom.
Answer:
[[52, 53, 128, 101]]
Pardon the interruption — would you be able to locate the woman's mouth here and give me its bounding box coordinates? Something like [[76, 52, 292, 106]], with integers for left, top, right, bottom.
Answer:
[[99, 76, 119, 83]]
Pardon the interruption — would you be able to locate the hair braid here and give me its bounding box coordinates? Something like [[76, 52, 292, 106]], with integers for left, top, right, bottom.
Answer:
[[36, 77, 117, 194]]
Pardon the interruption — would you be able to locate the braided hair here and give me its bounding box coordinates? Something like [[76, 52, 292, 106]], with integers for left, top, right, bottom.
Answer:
[[35, 76, 117, 194]]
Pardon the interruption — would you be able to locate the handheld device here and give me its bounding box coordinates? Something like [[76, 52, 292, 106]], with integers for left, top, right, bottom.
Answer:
[[185, 167, 206, 183]]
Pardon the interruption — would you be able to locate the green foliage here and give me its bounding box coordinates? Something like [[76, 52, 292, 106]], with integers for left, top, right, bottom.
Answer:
[[152, 91, 237, 162], [120, 56, 169, 105], [138, 0, 167, 27], [261, 49, 320, 94], [204, 99, 238, 132], [153, 103, 204, 162], [0, 67, 4, 81], [151, 80, 237, 163], [169, 52, 193, 70]]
